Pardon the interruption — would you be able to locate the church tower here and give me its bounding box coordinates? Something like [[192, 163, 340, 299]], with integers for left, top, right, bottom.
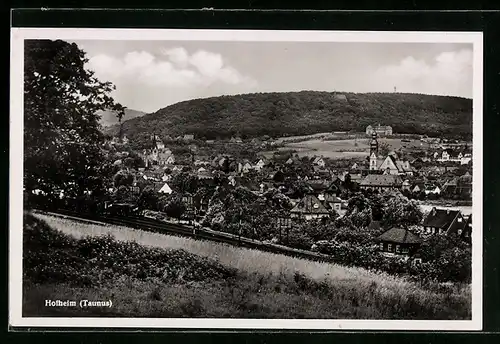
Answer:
[[369, 132, 379, 171]]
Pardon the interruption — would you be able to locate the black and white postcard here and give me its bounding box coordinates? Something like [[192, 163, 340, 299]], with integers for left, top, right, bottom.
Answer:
[[9, 28, 483, 330]]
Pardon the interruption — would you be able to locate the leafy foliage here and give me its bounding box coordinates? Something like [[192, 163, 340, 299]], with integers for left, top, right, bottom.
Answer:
[[24, 39, 123, 199], [23, 213, 235, 287]]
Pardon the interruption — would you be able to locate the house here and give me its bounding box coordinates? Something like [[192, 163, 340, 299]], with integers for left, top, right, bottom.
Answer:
[[411, 183, 425, 194], [183, 134, 195, 141], [402, 179, 411, 191], [290, 194, 330, 221], [460, 215, 472, 243], [422, 207, 465, 235], [239, 161, 253, 174], [461, 153, 472, 165], [318, 193, 343, 213], [377, 155, 413, 176], [441, 149, 451, 161], [368, 132, 413, 175], [158, 151, 175, 166], [197, 170, 214, 183], [376, 227, 422, 256], [325, 179, 343, 196], [230, 136, 243, 144], [446, 213, 472, 243], [366, 124, 393, 136], [441, 173, 472, 198], [424, 185, 441, 195], [306, 180, 329, 195], [351, 162, 359, 170], [158, 182, 173, 195], [359, 174, 403, 191], [312, 166, 331, 178], [312, 156, 326, 168], [254, 158, 267, 171]]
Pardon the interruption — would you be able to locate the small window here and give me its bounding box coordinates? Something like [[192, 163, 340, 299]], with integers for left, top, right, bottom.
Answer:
[[388, 244, 393, 252], [402, 247, 409, 254], [395, 245, 401, 253], [458, 218, 463, 223], [464, 231, 469, 238], [379, 243, 384, 250]]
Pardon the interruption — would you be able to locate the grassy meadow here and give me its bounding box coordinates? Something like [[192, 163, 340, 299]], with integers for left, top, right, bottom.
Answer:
[[266, 133, 426, 160], [23, 213, 471, 319]]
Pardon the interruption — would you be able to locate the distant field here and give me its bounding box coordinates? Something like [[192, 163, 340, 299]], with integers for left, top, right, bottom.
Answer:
[[266, 134, 427, 159]]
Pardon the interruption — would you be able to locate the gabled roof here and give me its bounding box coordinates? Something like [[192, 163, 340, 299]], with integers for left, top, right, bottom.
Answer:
[[359, 174, 402, 187], [322, 193, 342, 203], [158, 183, 173, 194], [422, 207, 460, 229], [307, 180, 329, 191], [376, 228, 422, 244], [446, 212, 468, 235], [290, 194, 330, 215]]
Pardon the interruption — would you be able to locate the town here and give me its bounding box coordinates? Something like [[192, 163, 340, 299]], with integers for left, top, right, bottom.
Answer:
[[30, 121, 470, 284], [20, 37, 477, 321]]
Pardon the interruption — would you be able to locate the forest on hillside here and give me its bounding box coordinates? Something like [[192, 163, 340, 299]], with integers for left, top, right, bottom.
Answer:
[[105, 91, 472, 144]]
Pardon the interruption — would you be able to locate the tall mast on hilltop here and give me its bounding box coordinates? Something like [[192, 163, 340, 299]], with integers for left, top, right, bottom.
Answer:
[[394, 86, 397, 93]]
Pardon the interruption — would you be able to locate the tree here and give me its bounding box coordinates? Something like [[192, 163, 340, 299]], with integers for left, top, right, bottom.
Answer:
[[137, 186, 160, 211], [165, 198, 186, 220], [113, 170, 134, 188], [171, 172, 199, 194], [24, 39, 123, 199], [379, 142, 391, 156], [379, 191, 423, 228]]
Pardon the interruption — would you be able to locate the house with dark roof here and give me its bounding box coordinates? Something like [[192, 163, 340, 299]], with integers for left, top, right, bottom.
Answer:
[[462, 215, 472, 244], [318, 193, 343, 213], [306, 180, 329, 195], [446, 213, 472, 243], [290, 194, 330, 221], [422, 207, 465, 235], [376, 227, 422, 255], [359, 174, 403, 191]]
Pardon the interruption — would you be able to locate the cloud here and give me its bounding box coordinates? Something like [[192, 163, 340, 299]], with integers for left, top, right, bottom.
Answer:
[[372, 49, 473, 97], [88, 47, 256, 88], [86, 47, 257, 112]]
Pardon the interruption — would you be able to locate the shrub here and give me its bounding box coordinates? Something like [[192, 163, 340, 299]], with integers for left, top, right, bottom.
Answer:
[[23, 213, 237, 287]]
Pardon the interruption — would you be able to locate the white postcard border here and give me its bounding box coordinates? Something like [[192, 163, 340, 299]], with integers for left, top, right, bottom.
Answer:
[[9, 28, 484, 331]]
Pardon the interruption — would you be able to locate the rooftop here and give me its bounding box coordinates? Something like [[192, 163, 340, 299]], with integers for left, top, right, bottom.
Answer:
[[376, 227, 422, 244], [422, 207, 461, 229]]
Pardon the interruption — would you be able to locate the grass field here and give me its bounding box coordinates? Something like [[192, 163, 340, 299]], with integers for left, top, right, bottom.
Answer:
[[24, 214, 471, 319], [267, 133, 426, 159]]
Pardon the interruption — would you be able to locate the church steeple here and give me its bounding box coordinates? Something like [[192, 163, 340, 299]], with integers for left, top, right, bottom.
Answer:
[[369, 132, 379, 171], [370, 132, 378, 156]]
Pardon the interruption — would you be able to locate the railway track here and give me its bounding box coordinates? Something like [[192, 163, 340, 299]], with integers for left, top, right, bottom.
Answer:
[[36, 209, 335, 264]]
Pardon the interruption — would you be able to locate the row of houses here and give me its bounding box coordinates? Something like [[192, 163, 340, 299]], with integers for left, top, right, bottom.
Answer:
[[434, 149, 472, 165], [376, 208, 472, 258]]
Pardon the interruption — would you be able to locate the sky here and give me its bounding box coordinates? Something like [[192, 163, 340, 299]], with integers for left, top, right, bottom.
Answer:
[[72, 40, 474, 113]]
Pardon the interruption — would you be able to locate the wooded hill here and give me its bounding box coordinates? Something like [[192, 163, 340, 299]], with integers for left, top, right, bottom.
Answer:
[[105, 91, 472, 141]]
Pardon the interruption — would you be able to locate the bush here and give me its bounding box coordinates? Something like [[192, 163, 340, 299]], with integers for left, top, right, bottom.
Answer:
[[23, 213, 237, 287]]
